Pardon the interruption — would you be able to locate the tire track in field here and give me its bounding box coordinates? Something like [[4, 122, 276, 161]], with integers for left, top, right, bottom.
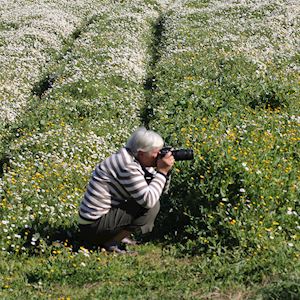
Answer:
[[142, 13, 166, 128], [31, 14, 99, 99], [1, 1, 162, 179], [1, 0, 175, 177], [0, 14, 99, 178], [141, 0, 180, 128]]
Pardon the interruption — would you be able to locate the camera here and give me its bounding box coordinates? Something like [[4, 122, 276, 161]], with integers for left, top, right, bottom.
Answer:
[[159, 146, 194, 161]]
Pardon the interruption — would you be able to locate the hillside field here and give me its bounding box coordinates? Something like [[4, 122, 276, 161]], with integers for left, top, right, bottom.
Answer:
[[0, 0, 299, 299]]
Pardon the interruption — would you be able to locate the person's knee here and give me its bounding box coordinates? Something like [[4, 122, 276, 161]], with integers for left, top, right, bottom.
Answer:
[[145, 201, 160, 223], [130, 201, 160, 231], [151, 200, 160, 215]]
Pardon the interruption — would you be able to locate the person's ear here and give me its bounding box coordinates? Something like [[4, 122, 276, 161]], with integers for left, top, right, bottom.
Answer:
[[137, 150, 144, 159]]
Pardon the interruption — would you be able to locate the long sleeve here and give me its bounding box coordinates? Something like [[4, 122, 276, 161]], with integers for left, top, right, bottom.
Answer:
[[117, 164, 167, 209], [79, 148, 169, 221]]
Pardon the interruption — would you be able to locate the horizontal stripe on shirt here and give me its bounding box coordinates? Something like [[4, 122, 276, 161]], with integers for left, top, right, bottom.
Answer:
[[79, 147, 169, 221]]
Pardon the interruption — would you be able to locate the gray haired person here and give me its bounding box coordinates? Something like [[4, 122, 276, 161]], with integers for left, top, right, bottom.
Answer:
[[78, 127, 174, 253]]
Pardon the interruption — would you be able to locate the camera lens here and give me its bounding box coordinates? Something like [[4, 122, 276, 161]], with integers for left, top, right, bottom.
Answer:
[[172, 149, 194, 161]]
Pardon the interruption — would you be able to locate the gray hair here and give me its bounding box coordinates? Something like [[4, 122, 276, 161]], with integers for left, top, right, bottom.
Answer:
[[126, 127, 164, 157]]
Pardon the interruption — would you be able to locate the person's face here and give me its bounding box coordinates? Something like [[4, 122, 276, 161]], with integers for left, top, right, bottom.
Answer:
[[137, 147, 161, 167]]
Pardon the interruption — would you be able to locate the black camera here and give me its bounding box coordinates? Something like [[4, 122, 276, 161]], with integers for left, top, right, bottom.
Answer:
[[159, 146, 194, 161]]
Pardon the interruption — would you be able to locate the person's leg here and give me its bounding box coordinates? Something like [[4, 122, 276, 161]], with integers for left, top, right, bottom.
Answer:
[[79, 200, 161, 250], [102, 202, 161, 252], [79, 203, 139, 248], [121, 236, 137, 245], [130, 201, 160, 234], [102, 229, 131, 246], [101, 229, 133, 253]]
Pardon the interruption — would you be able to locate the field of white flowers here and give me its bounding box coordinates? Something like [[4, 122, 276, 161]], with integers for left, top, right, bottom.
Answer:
[[149, 0, 299, 254], [0, 0, 163, 253], [0, 0, 299, 298], [0, 0, 109, 124]]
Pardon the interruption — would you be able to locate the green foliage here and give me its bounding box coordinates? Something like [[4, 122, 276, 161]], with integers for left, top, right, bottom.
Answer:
[[0, 0, 299, 298], [148, 0, 300, 258], [257, 279, 300, 300], [0, 0, 156, 254], [1, 244, 299, 299]]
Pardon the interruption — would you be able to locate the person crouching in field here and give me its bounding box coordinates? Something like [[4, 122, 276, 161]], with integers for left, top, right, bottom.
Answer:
[[78, 127, 174, 254]]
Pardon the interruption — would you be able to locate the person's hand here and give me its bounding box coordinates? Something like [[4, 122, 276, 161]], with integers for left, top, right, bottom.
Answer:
[[157, 151, 175, 176]]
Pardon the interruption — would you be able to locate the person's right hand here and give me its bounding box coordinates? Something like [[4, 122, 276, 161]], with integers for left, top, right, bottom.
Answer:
[[157, 151, 175, 176]]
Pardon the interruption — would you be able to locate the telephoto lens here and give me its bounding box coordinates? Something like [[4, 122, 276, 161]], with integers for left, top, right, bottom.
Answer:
[[172, 149, 194, 161], [159, 147, 194, 161]]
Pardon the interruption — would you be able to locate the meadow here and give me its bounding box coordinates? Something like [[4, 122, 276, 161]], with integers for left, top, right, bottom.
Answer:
[[0, 0, 299, 299]]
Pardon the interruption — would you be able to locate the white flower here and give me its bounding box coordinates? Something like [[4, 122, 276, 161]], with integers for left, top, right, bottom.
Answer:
[[239, 188, 246, 193]]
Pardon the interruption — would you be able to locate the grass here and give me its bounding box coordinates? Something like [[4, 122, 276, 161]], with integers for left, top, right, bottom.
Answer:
[[1, 243, 299, 300], [0, 0, 299, 298], [148, 0, 299, 257]]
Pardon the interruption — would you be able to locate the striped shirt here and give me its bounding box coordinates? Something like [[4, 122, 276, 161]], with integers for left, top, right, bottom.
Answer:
[[79, 147, 170, 221]]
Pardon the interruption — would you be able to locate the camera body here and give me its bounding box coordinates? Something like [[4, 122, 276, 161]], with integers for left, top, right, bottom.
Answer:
[[159, 146, 194, 161]]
